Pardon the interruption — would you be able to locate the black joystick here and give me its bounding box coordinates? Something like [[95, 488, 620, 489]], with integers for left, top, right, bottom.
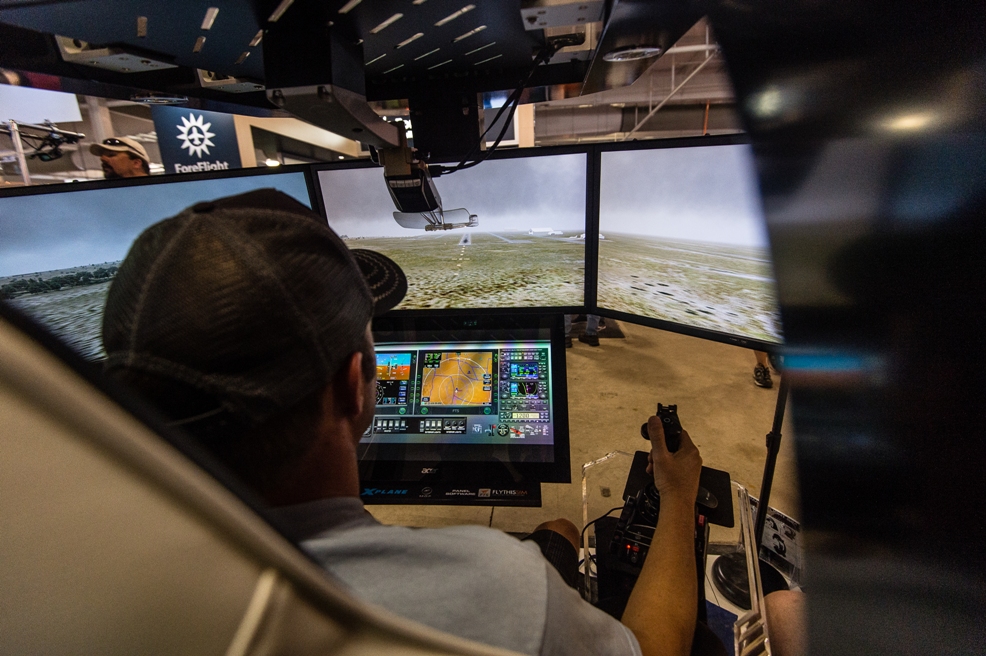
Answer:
[[640, 403, 683, 452]]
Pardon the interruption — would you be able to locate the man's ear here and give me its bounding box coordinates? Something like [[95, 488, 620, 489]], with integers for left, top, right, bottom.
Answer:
[[333, 350, 366, 418]]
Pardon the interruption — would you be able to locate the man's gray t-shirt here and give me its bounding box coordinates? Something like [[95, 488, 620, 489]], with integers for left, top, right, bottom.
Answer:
[[269, 498, 641, 656]]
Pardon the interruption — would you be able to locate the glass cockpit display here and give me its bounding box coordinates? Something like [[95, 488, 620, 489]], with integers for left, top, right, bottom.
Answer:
[[366, 340, 554, 447]]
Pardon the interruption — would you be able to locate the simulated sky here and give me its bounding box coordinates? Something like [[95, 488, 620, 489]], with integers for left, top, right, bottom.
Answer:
[[599, 144, 769, 248], [0, 173, 311, 277], [318, 153, 586, 238]]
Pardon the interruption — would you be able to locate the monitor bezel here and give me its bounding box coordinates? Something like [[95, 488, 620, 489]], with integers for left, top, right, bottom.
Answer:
[[0, 162, 318, 207], [361, 311, 572, 487], [590, 134, 783, 353], [310, 144, 594, 316]]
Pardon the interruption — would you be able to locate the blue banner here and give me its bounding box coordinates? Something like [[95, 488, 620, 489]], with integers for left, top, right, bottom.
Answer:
[[151, 106, 242, 174]]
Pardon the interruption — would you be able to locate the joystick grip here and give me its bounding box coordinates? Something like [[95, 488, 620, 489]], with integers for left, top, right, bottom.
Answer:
[[640, 403, 683, 453]]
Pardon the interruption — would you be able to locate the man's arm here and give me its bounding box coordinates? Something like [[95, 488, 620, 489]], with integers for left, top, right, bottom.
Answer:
[[621, 419, 703, 656]]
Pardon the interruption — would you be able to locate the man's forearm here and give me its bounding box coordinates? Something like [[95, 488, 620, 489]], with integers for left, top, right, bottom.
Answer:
[[621, 492, 697, 656]]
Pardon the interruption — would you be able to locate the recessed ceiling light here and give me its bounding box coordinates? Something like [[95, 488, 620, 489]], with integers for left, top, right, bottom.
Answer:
[[383, 64, 404, 74], [192, 36, 206, 53], [473, 54, 501, 65], [235, 51, 250, 64], [414, 47, 440, 60], [370, 13, 403, 34], [464, 42, 495, 56], [366, 53, 386, 65], [338, 0, 362, 14], [453, 25, 485, 42], [602, 45, 663, 62], [267, 0, 294, 22], [249, 30, 263, 47], [427, 58, 453, 70], [884, 112, 935, 132], [265, 158, 281, 167], [435, 4, 474, 26], [200, 7, 219, 30], [396, 33, 424, 48]]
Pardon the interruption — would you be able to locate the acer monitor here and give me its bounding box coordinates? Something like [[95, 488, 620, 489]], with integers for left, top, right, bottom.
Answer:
[[359, 312, 571, 506]]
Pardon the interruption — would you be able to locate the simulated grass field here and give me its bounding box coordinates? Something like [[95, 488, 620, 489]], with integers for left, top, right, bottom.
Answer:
[[597, 233, 782, 343], [5, 275, 113, 359], [347, 231, 585, 309]]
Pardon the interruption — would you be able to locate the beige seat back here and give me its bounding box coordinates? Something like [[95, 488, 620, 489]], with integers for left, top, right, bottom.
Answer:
[[0, 315, 520, 656]]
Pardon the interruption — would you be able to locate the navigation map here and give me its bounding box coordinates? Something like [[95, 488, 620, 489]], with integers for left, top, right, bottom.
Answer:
[[420, 351, 493, 406]]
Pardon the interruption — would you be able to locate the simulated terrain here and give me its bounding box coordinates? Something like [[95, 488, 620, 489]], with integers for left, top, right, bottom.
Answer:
[[597, 233, 782, 343], [345, 231, 585, 309], [2, 262, 123, 360]]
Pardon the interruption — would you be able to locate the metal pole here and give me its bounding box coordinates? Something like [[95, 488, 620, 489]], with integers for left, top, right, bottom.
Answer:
[[753, 376, 790, 547], [623, 53, 716, 140], [8, 121, 31, 186]]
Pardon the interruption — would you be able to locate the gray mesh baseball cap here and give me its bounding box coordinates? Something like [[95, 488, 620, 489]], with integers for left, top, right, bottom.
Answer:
[[102, 188, 406, 425]]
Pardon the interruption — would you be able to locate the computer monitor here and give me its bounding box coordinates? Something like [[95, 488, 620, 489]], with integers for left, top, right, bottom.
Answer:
[[314, 148, 588, 312], [360, 313, 571, 506], [595, 139, 783, 348], [0, 168, 314, 360]]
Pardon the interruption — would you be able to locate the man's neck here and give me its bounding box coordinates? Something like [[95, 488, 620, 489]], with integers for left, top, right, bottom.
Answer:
[[266, 425, 362, 507]]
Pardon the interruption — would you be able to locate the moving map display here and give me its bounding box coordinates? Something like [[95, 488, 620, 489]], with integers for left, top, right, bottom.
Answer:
[[420, 351, 493, 406], [0, 171, 313, 359], [316, 152, 587, 310], [365, 340, 554, 447], [596, 143, 783, 344]]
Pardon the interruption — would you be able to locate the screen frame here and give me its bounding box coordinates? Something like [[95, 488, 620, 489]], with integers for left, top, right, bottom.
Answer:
[[0, 162, 318, 206], [590, 134, 783, 352], [311, 143, 594, 316], [362, 312, 572, 487]]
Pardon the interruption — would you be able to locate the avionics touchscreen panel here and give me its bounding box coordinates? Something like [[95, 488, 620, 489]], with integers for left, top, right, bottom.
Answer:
[[0, 169, 313, 359], [366, 340, 554, 446], [360, 313, 570, 485], [596, 143, 783, 345], [315, 151, 587, 310]]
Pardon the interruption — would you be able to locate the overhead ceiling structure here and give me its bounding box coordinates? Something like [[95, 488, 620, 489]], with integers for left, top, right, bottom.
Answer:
[[0, 0, 715, 159]]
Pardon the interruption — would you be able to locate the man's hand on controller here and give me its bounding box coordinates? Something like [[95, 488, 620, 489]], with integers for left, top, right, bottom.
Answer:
[[645, 417, 702, 503]]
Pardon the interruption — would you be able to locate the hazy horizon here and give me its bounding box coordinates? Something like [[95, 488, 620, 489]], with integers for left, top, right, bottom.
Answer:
[[599, 144, 769, 248], [0, 172, 311, 277]]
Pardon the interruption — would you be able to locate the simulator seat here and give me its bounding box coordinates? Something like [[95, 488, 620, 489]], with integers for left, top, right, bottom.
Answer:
[[0, 312, 521, 656]]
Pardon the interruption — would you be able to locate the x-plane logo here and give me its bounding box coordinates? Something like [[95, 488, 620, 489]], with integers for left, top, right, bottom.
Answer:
[[176, 113, 216, 158]]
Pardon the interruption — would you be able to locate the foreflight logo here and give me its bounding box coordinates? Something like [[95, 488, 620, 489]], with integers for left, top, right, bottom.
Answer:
[[176, 113, 216, 158]]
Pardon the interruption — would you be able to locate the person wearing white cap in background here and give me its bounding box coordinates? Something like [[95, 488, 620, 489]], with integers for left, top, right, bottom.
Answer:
[[89, 137, 150, 179]]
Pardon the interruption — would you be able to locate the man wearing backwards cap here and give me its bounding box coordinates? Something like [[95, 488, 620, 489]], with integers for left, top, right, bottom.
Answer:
[[102, 189, 705, 656], [89, 137, 151, 179]]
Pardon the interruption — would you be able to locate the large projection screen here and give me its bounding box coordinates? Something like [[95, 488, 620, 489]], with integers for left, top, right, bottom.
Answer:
[[316, 152, 587, 311], [597, 143, 783, 345]]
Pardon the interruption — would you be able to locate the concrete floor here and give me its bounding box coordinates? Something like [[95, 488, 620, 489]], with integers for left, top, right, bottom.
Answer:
[[368, 320, 800, 534]]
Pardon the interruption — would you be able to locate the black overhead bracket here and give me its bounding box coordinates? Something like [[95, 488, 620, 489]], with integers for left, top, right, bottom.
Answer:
[[262, 2, 399, 148]]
